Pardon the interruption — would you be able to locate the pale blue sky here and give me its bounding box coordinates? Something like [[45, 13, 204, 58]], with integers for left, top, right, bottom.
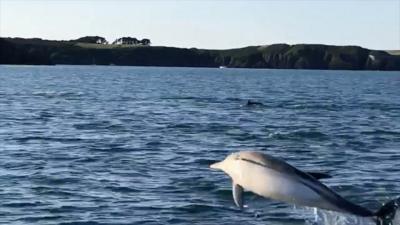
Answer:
[[0, 0, 399, 50]]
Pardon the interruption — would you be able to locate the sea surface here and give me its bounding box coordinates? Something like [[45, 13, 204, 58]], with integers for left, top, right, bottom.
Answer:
[[0, 65, 399, 225]]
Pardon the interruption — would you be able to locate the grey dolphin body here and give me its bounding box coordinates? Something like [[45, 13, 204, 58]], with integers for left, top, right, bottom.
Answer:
[[210, 151, 399, 224]]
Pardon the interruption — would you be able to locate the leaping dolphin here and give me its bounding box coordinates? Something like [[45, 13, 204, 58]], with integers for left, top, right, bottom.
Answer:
[[210, 151, 399, 225]]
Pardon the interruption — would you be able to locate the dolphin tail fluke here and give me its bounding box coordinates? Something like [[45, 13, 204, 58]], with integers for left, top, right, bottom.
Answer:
[[375, 197, 400, 225]]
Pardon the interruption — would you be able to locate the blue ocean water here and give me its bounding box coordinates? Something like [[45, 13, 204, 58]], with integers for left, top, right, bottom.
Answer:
[[0, 65, 399, 225]]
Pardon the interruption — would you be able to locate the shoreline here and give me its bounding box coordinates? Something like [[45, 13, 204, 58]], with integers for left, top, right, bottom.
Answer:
[[2, 64, 400, 73], [1, 37, 400, 71]]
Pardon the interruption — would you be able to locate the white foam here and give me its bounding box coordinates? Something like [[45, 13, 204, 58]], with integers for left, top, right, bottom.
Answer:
[[393, 209, 400, 225], [295, 207, 376, 225]]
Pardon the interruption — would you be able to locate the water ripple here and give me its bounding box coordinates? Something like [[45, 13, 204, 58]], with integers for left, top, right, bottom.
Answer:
[[0, 66, 399, 225]]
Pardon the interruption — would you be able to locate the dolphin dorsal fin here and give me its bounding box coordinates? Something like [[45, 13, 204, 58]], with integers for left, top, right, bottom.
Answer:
[[232, 182, 244, 209]]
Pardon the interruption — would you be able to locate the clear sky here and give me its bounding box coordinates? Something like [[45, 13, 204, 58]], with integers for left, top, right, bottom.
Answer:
[[0, 0, 399, 50]]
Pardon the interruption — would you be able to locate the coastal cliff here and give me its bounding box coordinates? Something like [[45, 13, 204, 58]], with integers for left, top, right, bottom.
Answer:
[[1, 37, 399, 70]]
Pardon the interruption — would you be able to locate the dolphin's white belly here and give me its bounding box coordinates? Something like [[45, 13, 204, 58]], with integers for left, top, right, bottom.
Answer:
[[233, 162, 337, 210]]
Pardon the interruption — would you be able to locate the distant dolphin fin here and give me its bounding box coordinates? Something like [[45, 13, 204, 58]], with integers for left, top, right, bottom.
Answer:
[[232, 182, 244, 209], [307, 171, 332, 180]]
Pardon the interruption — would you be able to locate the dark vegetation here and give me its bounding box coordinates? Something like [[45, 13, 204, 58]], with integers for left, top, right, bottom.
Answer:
[[1, 37, 399, 70], [75, 36, 108, 44], [73, 36, 151, 46], [112, 37, 151, 45]]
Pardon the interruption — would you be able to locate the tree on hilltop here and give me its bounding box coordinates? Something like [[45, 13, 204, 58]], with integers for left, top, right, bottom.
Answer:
[[112, 37, 139, 45], [112, 37, 151, 46], [75, 36, 108, 44], [140, 38, 151, 46]]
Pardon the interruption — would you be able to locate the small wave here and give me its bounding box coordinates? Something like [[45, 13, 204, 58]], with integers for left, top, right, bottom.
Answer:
[[289, 103, 343, 111], [145, 141, 176, 148], [172, 203, 235, 214], [31, 188, 84, 198], [37, 111, 56, 120], [33, 91, 84, 98], [224, 97, 243, 102], [59, 222, 104, 225], [345, 141, 366, 148], [2, 202, 43, 208], [169, 176, 219, 193], [166, 122, 239, 134], [167, 123, 196, 129], [106, 186, 139, 193], [13, 136, 83, 143], [48, 205, 101, 214], [193, 158, 217, 166], [230, 132, 260, 142], [89, 144, 132, 152], [214, 189, 235, 199], [161, 96, 217, 102], [32, 176, 81, 186], [361, 129, 400, 136], [18, 215, 64, 222], [166, 218, 189, 224], [74, 157, 99, 163], [205, 123, 239, 132], [73, 121, 126, 131], [272, 130, 329, 141], [361, 102, 400, 111]]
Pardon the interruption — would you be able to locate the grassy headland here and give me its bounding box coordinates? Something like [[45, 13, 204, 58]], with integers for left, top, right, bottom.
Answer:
[[1, 37, 399, 70], [387, 50, 400, 56]]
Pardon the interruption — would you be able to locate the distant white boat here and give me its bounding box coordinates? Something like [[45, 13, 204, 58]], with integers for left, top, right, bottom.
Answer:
[[219, 66, 227, 69]]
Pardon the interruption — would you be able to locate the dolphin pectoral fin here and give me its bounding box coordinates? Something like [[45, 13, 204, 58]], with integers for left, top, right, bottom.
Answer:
[[307, 171, 332, 180], [232, 182, 244, 209]]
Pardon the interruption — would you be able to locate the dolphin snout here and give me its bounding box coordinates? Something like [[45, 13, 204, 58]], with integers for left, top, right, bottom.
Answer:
[[210, 161, 223, 170]]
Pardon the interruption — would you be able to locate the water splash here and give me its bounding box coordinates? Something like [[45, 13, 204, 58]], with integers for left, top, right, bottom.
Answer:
[[393, 211, 400, 225], [292, 207, 375, 225], [297, 207, 400, 225]]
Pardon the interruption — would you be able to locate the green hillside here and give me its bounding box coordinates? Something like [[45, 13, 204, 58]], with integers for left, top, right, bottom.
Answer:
[[1, 37, 399, 70]]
